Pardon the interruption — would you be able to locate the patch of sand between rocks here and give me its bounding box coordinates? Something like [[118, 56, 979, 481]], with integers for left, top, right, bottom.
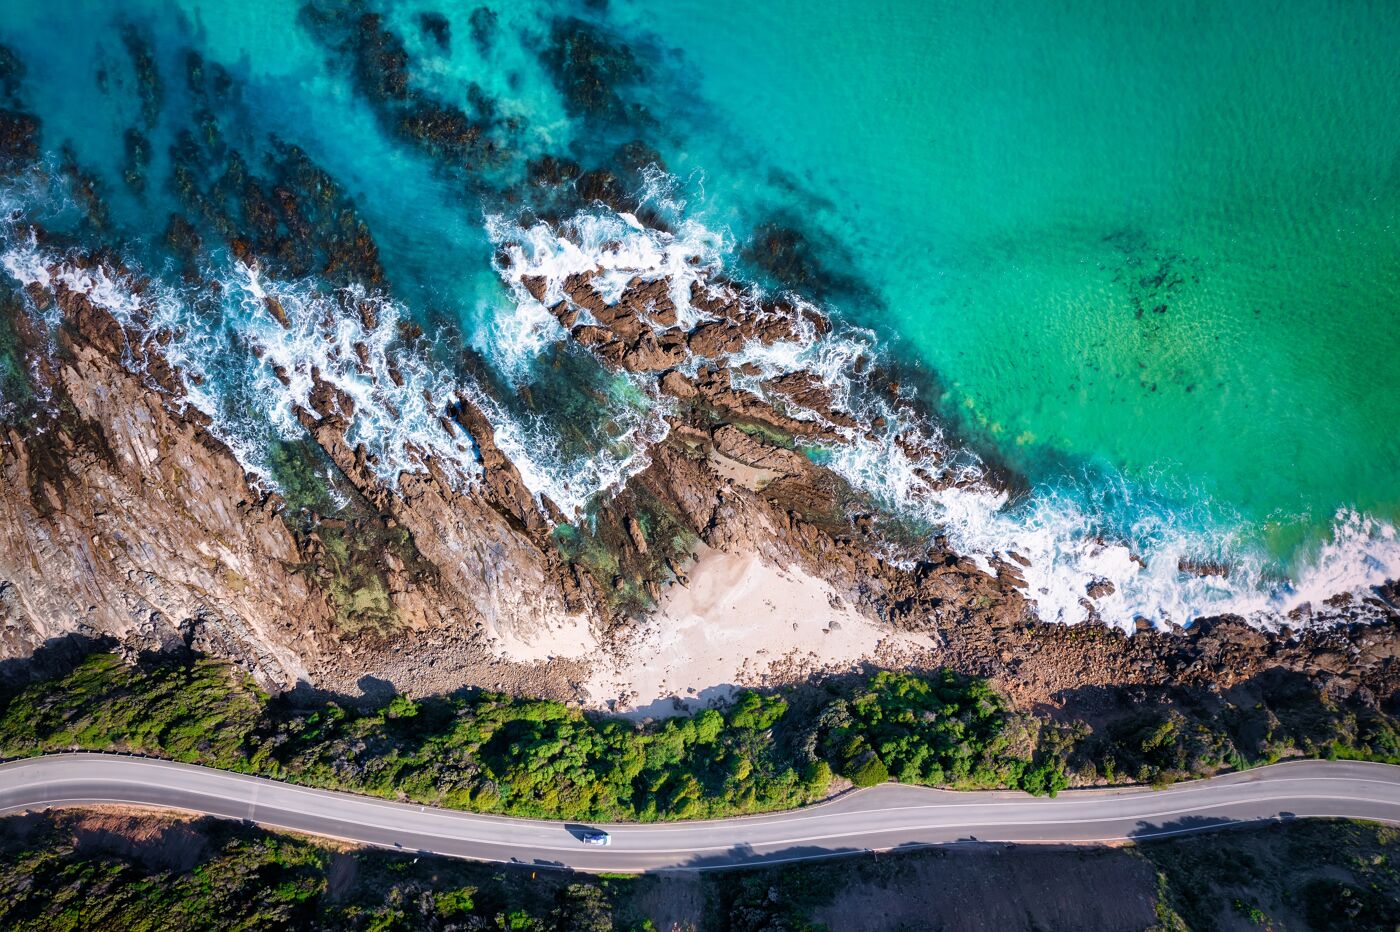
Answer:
[[483, 611, 599, 664], [584, 546, 935, 717]]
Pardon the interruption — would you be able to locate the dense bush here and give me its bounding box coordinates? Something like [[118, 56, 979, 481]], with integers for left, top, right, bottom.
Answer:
[[816, 670, 1049, 794], [1080, 689, 1400, 788], [0, 652, 1061, 823], [0, 811, 651, 932], [7, 648, 1394, 822], [0, 653, 265, 769], [0, 653, 832, 821], [0, 816, 326, 930], [254, 686, 825, 820]]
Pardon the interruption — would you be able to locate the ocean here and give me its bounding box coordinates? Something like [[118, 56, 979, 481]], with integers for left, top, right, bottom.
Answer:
[[2, 0, 1398, 628]]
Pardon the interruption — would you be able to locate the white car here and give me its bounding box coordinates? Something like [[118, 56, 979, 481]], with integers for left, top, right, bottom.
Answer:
[[580, 830, 611, 847]]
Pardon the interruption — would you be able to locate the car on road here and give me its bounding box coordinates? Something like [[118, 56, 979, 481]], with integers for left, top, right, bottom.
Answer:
[[579, 830, 611, 847]]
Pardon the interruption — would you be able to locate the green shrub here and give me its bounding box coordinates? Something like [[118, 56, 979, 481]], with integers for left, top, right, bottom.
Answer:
[[848, 755, 889, 788], [816, 670, 1042, 793], [7, 648, 1392, 824]]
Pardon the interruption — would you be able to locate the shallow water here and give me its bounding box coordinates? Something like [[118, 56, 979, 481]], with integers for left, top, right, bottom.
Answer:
[[2, 0, 1398, 628], [619, 0, 1400, 545]]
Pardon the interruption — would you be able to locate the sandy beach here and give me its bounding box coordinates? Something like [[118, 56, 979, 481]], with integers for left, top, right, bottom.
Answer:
[[583, 546, 936, 717]]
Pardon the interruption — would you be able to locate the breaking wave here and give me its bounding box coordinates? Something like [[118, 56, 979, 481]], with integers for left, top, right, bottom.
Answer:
[[484, 200, 1400, 631], [0, 221, 664, 515], [5, 170, 1397, 630]]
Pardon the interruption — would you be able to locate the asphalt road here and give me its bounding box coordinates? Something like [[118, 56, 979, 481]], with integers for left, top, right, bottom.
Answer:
[[2, 755, 1398, 872]]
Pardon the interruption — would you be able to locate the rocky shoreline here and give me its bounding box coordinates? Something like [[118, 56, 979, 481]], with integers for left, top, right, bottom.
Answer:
[[2, 217, 1398, 729], [0, 17, 1397, 735]]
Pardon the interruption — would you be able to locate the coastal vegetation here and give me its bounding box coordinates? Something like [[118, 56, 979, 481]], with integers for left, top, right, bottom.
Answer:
[[0, 809, 1395, 931], [0, 651, 1054, 822], [813, 670, 1066, 795], [2, 648, 1399, 825]]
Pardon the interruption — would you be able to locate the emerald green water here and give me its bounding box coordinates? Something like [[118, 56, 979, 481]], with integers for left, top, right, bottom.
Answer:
[[2, 0, 1397, 624], [620, 0, 1400, 555]]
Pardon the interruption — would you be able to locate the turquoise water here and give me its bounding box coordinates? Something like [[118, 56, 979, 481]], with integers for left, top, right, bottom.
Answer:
[[2, 0, 1398, 626], [614, 0, 1400, 552]]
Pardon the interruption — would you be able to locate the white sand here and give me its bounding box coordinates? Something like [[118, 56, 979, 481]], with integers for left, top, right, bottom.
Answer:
[[583, 546, 934, 717], [483, 610, 598, 664]]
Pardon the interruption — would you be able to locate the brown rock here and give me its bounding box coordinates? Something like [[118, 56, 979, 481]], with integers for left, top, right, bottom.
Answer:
[[658, 369, 698, 399], [1086, 578, 1116, 599], [264, 296, 290, 328]]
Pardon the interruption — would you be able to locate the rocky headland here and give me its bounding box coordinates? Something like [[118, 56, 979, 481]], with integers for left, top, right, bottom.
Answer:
[[0, 11, 1397, 756], [3, 206, 1398, 731]]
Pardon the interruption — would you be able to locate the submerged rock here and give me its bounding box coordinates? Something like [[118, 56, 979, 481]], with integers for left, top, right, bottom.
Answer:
[[0, 108, 39, 170], [120, 25, 163, 129], [468, 7, 498, 54], [417, 11, 451, 52], [121, 127, 151, 194], [541, 16, 646, 125]]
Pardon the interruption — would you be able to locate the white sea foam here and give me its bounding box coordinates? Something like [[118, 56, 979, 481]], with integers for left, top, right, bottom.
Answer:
[[0, 222, 665, 515], [822, 366, 1400, 631], [6, 181, 1396, 630], [485, 202, 1400, 631], [486, 210, 729, 348]]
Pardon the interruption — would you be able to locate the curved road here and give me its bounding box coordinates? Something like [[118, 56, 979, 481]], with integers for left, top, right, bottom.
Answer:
[[2, 755, 1398, 872]]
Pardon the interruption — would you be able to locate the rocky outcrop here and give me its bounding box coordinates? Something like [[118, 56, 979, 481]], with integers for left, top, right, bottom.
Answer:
[[0, 276, 323, 688], [0, 253, 595, 699], [0, 97, 1394, 722], [506, 238, 1400, 718], [4, 219, 1397, 723]]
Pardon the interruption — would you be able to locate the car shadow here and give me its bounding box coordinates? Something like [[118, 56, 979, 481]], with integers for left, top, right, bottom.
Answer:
[[563, 823, 603, 842]]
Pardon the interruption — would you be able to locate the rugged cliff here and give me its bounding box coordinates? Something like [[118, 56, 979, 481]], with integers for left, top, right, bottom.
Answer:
[[0, 23, 1396, 723], [2, 221, 1398, 723]]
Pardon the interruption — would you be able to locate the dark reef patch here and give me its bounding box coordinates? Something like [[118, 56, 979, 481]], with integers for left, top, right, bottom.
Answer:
[[741, 215, 869, 305], [120, 24, 164, 130], [540, 15, 649, 128], [121, 127, 151, 195], [514, 138, 669, 229], [298, 1, 506, 178], [468, 6, 498, 55], [416, 11, 450, 53], [0, 109, 38, 171], [59, 145, 110, 231], [0, 44, 39, 173], [169, 119, 384, 287], [0, 44, 26, 103], [1102, 228, 1200, 325]]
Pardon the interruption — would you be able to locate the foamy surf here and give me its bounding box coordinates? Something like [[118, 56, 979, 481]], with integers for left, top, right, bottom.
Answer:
[[0, 222, 664, 516], [827, 427, 1400, 630], [485, 201, 1400, 632], [6, 182, 1396, 632]]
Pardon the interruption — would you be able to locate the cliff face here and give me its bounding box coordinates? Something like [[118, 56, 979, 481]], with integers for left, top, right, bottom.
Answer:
[[497, 251, 1400, 711], [1, 282, 323, 687], [0, 258, 598, 698], [0, 50, 1394, 713], [2, 231, 1399, 717]]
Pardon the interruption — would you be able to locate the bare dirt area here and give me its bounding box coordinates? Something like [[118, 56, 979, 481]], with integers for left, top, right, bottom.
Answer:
[[805, 846, 1159, 932], [0, 807, 213, 873]]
